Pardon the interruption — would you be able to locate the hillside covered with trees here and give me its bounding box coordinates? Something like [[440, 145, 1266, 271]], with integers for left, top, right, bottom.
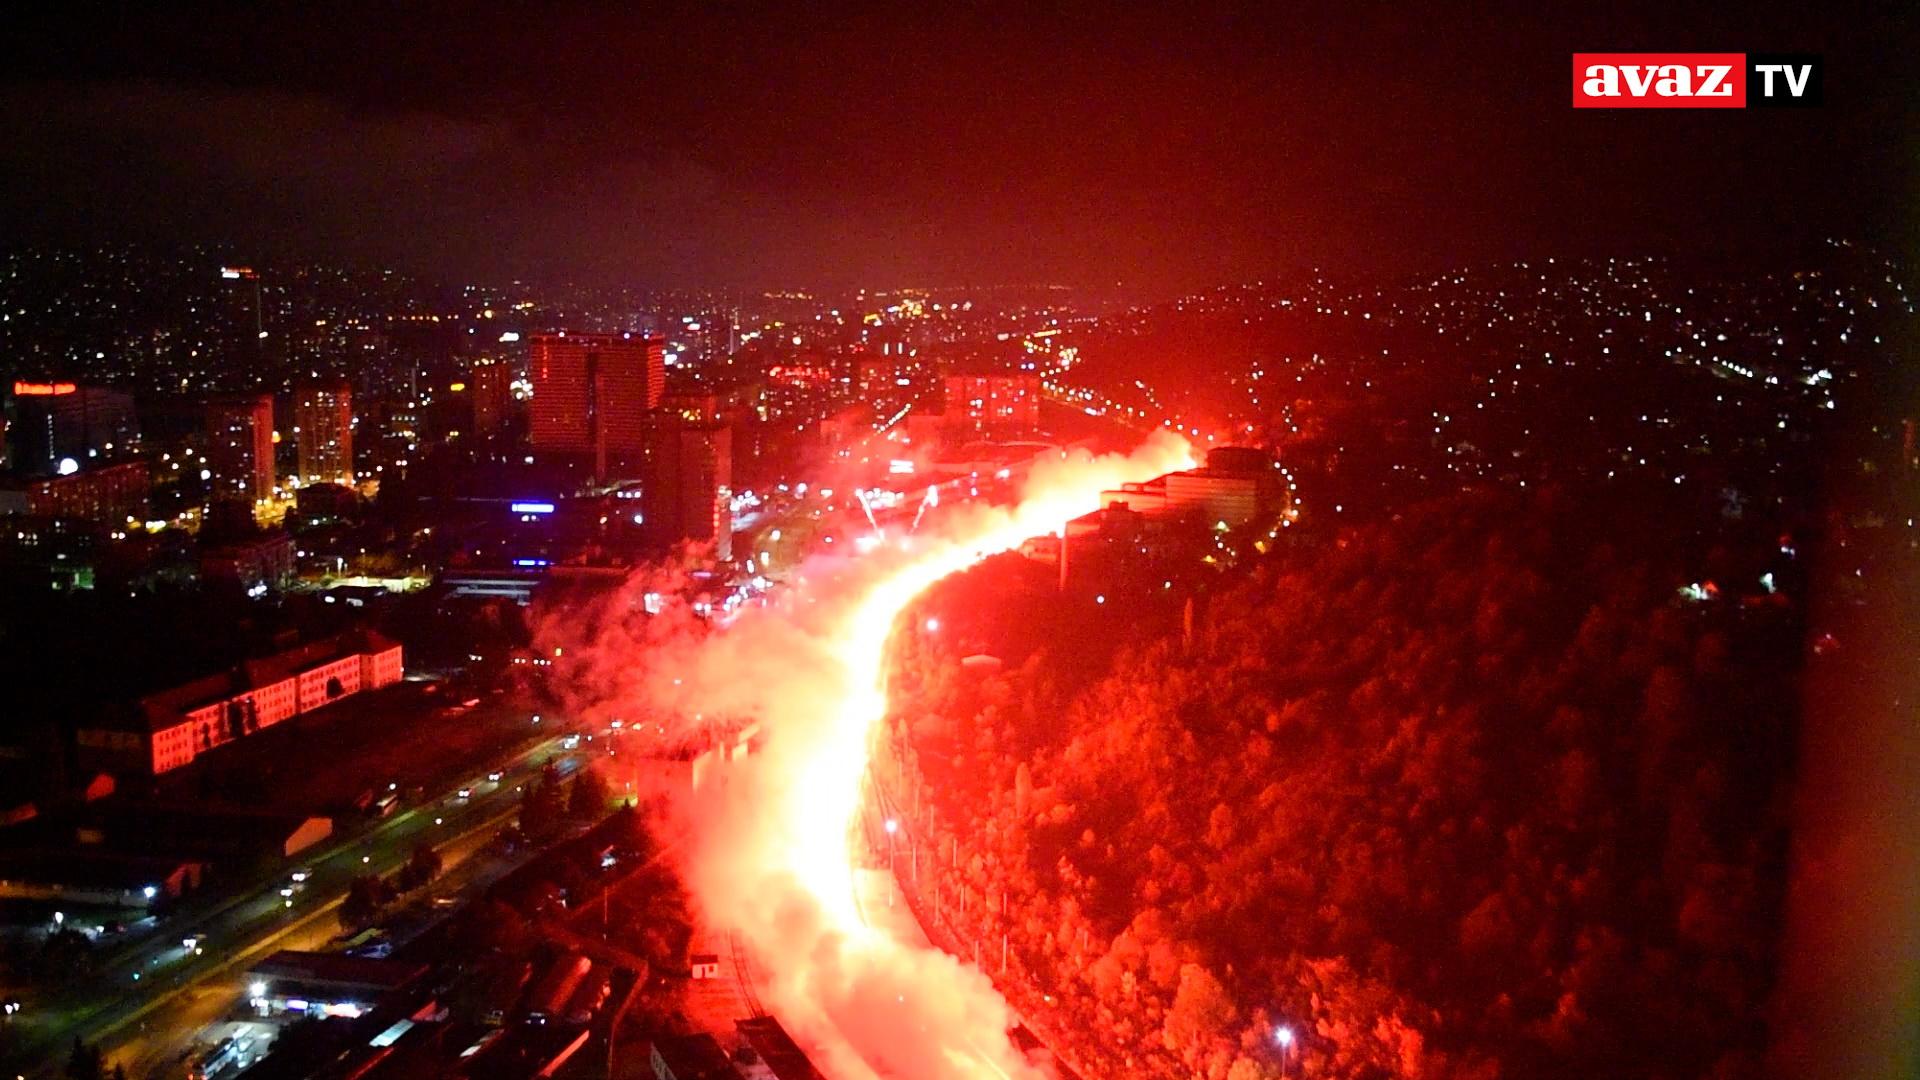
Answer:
[[883, 488, 1800, 1079]]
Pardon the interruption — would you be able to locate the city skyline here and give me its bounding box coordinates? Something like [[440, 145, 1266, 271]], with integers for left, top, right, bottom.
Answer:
[[0, 7, 1913, 1080]]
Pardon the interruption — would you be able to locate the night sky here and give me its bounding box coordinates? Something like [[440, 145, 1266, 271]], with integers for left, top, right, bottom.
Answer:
[[1, 2, 1912, 292]]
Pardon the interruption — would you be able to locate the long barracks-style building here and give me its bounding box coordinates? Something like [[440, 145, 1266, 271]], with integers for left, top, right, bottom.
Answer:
[[76, 629, 402, 777]]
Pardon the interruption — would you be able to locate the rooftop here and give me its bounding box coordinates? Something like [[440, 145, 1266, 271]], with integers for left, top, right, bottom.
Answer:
[[250, 950, 427, 992], [650, 1033, 738, 1079]]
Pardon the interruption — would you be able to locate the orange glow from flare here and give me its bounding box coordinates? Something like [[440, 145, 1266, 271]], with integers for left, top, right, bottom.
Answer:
[[684, 430, 1195, 1077]]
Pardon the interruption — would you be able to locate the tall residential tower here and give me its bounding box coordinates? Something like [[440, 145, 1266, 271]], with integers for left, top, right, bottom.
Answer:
[[294, 380, 354, 485], [528, 332, 664, 479]]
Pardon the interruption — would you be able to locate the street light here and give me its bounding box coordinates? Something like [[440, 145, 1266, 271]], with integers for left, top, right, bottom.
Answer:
[[1275, 1025, 1295, 1077], [884, 817, 899, 900]]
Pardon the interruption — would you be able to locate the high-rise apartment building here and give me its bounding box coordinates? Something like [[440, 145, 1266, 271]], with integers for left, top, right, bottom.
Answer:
[[216, 265, 267, 368], [529, 332, 664, 478], [294, 380, 353, 485], [205, 394, 275, 503], [468, 359, 514, 438], [943, 371, 1041, 436], [9, 382, 141, 475], [646, 417, 733, 562]]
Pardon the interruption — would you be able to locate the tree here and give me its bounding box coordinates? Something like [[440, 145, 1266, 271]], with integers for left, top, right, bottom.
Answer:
[[1205, 802, 1236, 851], [891, 488, 1799, 1077], [65, 1036, 103, 1080], [568, 770, 610, 818], [459, 899, 531, 954], [400, 843, 444, 891], [1165, 962, 1235, 1063], [1226, 1057, 1269, 1080], [341, 874, 394, 930], [521, 769, 566, 837], [38, 929, 98, 984]]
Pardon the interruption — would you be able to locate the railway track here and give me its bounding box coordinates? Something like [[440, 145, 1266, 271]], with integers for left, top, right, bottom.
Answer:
[[729, 928, 767, 1018]]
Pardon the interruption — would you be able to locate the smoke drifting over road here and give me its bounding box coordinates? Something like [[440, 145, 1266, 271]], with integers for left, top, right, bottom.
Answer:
[[550, 431, 1194, 1077]]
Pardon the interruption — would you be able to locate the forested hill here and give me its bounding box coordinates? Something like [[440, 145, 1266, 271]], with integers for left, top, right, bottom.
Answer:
[[891, 487, 1800, 1079]]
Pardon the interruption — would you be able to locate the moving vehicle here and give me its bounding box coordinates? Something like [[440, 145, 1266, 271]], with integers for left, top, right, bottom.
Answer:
[[185, 1035, 252, 1079]]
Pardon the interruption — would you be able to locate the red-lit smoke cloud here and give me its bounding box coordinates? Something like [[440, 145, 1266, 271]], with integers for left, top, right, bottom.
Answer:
[[550, 430, 1195, 1077]]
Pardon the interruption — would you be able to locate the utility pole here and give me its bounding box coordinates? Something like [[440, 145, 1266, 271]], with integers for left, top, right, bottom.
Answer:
[[1057, 523, 1069, 592]]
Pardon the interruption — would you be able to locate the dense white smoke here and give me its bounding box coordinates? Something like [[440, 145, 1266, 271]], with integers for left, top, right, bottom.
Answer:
[[555, 431, 1194, 1077]]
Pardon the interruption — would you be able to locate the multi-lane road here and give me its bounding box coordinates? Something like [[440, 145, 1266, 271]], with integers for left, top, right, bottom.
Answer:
[[4, 731, 580, 1080]]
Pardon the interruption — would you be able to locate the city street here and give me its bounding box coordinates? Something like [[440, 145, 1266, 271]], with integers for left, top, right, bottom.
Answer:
[[4, 732, 579, 1079]]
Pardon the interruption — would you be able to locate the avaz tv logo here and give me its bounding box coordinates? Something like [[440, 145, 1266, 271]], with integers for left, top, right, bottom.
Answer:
[[1573, 53, 1822, 108]]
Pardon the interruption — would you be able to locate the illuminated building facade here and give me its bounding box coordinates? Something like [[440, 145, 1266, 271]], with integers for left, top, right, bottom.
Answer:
[[199, 532, 297, 592], [75, 629, 404, 776], [205, 394, 276, 503], [859, 350, 937, 416], [1098, 447, 1286, 529], [26, 461, 150, 524], [216, 265, 266, 367], [943, 371, 1040, 436], [9, 382, 140, 475], [294, 380, 354, 484], [529, 332, 664, 478], [646, 417, 733, 561], [468, 359, 514, 437]]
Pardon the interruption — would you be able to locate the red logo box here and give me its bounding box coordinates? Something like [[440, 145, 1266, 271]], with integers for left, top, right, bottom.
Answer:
[[1573, 53, 1747, 108]]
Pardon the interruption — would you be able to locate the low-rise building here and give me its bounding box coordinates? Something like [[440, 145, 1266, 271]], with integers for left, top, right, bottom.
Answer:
[[735, 1017, 824, 1080], [1100, 446, 1287, 529], [200, 532, 297, 592], [77, 629, 403, 777], [247, 950, 428, 1019], [23, 460, 151, 524], [650, 1033, 740, 1080]]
